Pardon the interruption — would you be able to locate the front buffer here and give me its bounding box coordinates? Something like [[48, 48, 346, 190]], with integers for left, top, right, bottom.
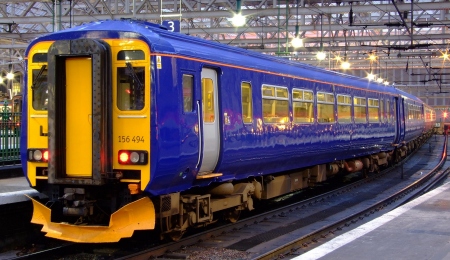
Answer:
[[27, 196, 155, 243]]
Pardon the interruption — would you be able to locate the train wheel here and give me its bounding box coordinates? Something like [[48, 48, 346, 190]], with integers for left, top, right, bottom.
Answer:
[[224, 208, 241, 223], [162, 215, 186, 241], [167, 230, 185, 241]]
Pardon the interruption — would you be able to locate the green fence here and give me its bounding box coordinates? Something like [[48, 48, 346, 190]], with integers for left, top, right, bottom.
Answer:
[[0, 101, 21, 166]]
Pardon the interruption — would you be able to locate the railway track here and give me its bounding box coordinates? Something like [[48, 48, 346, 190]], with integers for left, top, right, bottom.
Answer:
[[4, 135, 446, 260]]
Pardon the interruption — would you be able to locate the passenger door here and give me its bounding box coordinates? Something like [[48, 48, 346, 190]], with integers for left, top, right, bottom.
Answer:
[[198, 68, 220, 174], [393, 97, 405, 144]]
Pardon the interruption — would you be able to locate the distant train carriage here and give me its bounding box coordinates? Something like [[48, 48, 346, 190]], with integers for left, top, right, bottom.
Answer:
[[21, 19, 434, 243]]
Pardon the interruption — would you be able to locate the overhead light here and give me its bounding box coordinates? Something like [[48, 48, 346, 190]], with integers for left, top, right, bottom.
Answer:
[[367, 73, 376, 81], [231, 0, 245, 27], [291, 37, 303, 48], [317, 51, 326, 60], [316, 14, 326, 61], [342, 30, 350, 70], [231, 13, 246, 27], [441, 50, 449, 61], [341, 61, 350, 70], [0, 77, 3, 84], [6, 72, 14, 80], [377, 77, 383, 83], [368, 54, 377, 61]]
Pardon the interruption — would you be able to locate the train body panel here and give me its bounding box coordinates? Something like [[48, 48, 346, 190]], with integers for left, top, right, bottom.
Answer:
[[21, 19, 435, 242]]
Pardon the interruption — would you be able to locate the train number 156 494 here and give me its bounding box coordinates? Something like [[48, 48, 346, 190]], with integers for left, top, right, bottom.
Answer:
[[118, 136, 145, 143]]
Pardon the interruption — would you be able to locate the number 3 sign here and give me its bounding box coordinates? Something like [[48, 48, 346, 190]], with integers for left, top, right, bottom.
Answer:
[[162, 20, 180, 32]]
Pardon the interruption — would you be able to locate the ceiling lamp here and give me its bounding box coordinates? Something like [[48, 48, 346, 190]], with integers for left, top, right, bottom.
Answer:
[[317, 51, 326, 60], [291, 0, 303, 49], [441, 50, 449, 61], [291, 36, 303, 48], [6, 72, 14, 80], [316, 14, 326, 61], [341, 60, 351, 70], [232, 13, 246, 27], [368, 53, 377, 61], [231, 0, 245, 27], [341, 30, 350, 70]]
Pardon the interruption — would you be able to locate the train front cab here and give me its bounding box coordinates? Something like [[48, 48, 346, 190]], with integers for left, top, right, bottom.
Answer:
[[25, 38, 156, 242]]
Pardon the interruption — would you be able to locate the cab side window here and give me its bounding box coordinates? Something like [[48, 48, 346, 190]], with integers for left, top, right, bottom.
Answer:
[[182, 74, 194, 113]]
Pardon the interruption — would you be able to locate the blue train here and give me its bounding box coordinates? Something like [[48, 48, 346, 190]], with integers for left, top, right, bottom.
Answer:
[[22, 19, 435, 242]]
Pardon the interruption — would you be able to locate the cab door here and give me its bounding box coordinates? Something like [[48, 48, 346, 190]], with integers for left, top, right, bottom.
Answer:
[[198, 68, 220, 174]]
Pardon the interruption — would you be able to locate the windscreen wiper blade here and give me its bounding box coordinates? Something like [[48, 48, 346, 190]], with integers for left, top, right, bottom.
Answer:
[[32, 65, 47, 89], [125, 62, 143, 90]]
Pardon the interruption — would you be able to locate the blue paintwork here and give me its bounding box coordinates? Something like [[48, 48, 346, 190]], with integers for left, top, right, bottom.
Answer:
[[22, 20, 432, 197]]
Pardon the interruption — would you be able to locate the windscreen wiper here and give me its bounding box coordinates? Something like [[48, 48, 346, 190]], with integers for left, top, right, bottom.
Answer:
[[32, 65, 47, 89], [125, 62, 143, 90]]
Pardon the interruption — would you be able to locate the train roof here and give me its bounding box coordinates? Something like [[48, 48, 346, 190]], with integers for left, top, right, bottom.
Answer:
[[27, 19, 426, 105]]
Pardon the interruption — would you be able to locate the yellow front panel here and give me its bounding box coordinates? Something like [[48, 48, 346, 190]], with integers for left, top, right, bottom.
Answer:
[[110, 40, 151, 189], [27, 41, 53, 186], [65, 57, 92, 177]]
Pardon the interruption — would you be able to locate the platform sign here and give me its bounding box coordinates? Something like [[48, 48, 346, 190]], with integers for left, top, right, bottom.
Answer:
[[162, 20, 180, 32]]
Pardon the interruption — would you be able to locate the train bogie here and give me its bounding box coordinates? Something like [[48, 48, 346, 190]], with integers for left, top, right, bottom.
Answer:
[[21, 19, 435, 243]]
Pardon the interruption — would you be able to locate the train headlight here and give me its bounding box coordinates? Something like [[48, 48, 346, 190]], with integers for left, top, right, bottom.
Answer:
[[118, 150, 148, 165], [130, 152, 139, 163], [27, 149, 49, 162], [33, 150, 42, 161]]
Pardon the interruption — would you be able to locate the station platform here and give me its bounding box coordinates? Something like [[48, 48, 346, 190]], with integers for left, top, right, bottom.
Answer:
[[298, 179, 450, 260], [0, 176, 44, 205]]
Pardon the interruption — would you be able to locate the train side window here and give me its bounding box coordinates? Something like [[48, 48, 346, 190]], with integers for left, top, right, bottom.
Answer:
[[31, 68, 48, 111], [380, 99, 385, 121], [202, 78, 215, 122], [262, 85, 289, 124], [241, 82, 253, 124], [368, 98, 380, 123], [354, 97, 367, 123], [317, 92, 335, 123], [337, 94, 351, 123], [117, 66, 145, 111], [292, 89, 314, 123], [182, 74, 193, 113]]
